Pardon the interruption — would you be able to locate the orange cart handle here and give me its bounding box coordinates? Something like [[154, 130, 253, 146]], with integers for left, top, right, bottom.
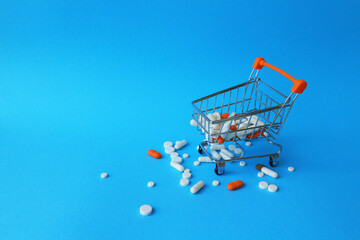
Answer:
[[252, 57, 307, 94]]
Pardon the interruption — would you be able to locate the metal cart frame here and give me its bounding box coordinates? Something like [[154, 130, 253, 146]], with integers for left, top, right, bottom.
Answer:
[[192, 57, 307, 175]]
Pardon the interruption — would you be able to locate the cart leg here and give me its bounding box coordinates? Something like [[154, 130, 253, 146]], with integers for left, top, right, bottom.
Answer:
[[214, 162, 225, 175], [197, 144, 203, 154], [269, 155, 279, 167]]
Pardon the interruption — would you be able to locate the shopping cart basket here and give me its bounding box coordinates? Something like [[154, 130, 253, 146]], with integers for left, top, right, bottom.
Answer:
[[192, 57, 307, 175]]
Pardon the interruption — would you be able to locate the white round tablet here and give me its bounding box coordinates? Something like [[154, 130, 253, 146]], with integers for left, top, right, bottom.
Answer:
[[172, 157, 182, 163], [257, 172, 264, 177], [147, 181, 155, 187], [182, 172, 192, 179], [165, 147, 175, 154], [268, 184, 278, 192], [140, 204, 153, 216], [183, 153, 189, 158], [228, 145, 236, 151], [288, 166, 295, 172], [239, 161, 246, 166], [190, 119, 197, 126], [245, 141, 252, 147], [259, 181, 268, 189], [164, 141, 173, 147], [180, 178, 190, 186], [100, 172, 108, 178], [184, 169, 190, 173], [194, 161, 200, 166], [212, 180, 220, 186]]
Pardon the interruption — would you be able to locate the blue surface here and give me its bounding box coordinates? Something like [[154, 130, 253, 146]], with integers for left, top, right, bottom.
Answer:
[[0, 1, 359, 239]]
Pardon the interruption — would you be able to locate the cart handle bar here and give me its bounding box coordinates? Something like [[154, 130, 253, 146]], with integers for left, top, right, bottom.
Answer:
[[252, 57, 307, 94]]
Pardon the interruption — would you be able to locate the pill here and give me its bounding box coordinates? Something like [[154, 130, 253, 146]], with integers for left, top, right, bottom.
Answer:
[[175, 140, 187, 150], [214, 112, 221, 120], [180, 178, 190, 186], [190, 119, 197, 127], [210, 150, 222, 160], [212, 180, 220, 186], [210, 144, 226, 150], [245, 141, 252, 147], [256, 164, 279, 178], [268, 184, 278, 192], [183, 153, 189, 158], [170, 152, 179, 158], [170, 161, 184, 172], [194, 161, 200, 166], [207, 113, 216, 121], [184, 168, 190, 172], [239, 161, 246, 166], [257, 172, 264, 177], [100, 172, 108, 178], [259, 181, 268, 189], [172, 157, 183, 163], [176, 141, 181, 145], [230, 125, 237, 131], [234, 148, 243, 155], [219, 151, 231, 160], [182, 172, 192, 179], [228, 145, 236, 151], [198, 156, 212, 162], [140, 204, 153, 216], [221, 148, 234, 157], [164, 141, 173, 147], [147, 149, 161, 159], [190, 181, 204, 194], [227, 180, 243, 190], [217, 136, 225, 143], [147, 181, 155, 187], [165, 146, 175, 154], [221, 113, 230, 119], [288, 166, 295, 172]]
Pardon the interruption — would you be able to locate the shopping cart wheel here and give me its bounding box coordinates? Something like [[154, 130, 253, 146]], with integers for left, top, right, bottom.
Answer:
[[269, 156, 279, 167], [214, 162, 225, 175], [197, 145, 203, 154]]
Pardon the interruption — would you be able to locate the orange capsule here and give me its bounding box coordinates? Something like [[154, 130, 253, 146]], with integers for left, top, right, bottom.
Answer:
[[230, 125, 237, 131], [217, 136, 225, 143], [147, 149, 162, 159], [227, 180, 244, 190], [221, 113, 230, 119]]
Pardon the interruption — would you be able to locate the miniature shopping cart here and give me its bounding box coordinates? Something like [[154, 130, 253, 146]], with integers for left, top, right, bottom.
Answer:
[[192, 57, 307, 175]]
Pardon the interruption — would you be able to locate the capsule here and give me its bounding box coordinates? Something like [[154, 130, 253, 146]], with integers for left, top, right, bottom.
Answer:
[[190, 181, 204, 194], [170, 161, 184, 172], [175, 140, 187, 150], [210, 150, 222, 160], [221, 148, 234, 158], [227, 180, 243, 190], [147, 149, 161, 159], [198, 156, 212, 162]]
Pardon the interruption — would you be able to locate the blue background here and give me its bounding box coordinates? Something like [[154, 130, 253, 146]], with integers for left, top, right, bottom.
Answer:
[[0, 1, 359, 239]]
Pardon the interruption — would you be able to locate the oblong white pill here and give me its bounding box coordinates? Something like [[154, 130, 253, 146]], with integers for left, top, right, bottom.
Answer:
[[228, 145, 236, 151], [268, 184, 278, 192], [175, 140, 187, 150], [182, 172, 192, 179], [140, 204, 153, 216], [212, 180, 220, 186], [183, 153, 189, 158], [164, 141, 173, 147], [207, 113, 216, 121], [261, 167, 279, 178], [147, 181, 155, 187], [210, 144, 226, 150], [234, 148, 243, 155], [288, 166, 295, 172], [245, 141, 252, 147], [170, 152, 179, 158], [221, 148, 234, 157], [190, 181, 204, 194], [184, 168, 190, 173], [165, 146, 175, 154], [239, 161, 246, 166], [198, 156, 212, 162], [257, 172, 264, 177], [170, 161, 184, 172], [180, 178, 190, 186], [219, 151, 231, 160], [259, 181, 268, 189], [190, 119, 197, 127], [172, 157, 183, 163], [194, 161, 200, 166], [214, 112, 221, 120], [210, 150, 222, 160], [100, 172, 108, 178]]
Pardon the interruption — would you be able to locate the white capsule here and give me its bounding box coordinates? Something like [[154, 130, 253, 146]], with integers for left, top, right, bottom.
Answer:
[[288, 166, 295, 172], [180, 178, 190, 186], [170, 152, 179, 158], [182, 172, 192, 179], [198, 156, 212, 162], [165, 146, 175, 154], [140, 204, 153, 216], [190, 119, 197, 127], [210, 144, 226, 150], [259, 181, 268, 189], [210, 150, 222, 160], [184, 168, 190, 173], [207, 113, 216, 121], [239, 161, 246, 166], [190, 181, 204, 194], [183, 153, 189, 158], [257, 172, 264, 177], [164, 141, 173, 147], [220, 148, 234, 158], [172, 157, 183, 163], [245, 141, 252, 147], [260, 166, 279, 178], [212, 123, 221, 130], [100, 172, 108, 178], [194, 161, 200, 166], [228, 145, 236, 151], [212, 180, 220, 186], [175, 140, 187, 150], [147, 181, 155, 187], [219, 151, 231, 160], [214, 112, 221, 120], [170, 161, 184, 172], [268, 184, 278, 192]]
